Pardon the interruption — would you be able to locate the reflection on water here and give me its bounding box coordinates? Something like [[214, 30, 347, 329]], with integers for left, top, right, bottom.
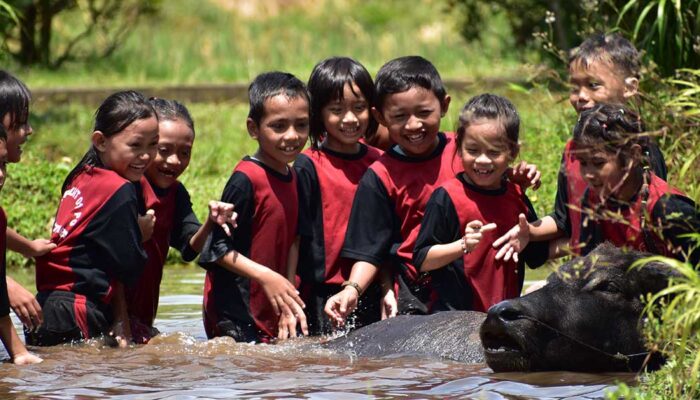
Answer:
[[0, 268, 635, 399]]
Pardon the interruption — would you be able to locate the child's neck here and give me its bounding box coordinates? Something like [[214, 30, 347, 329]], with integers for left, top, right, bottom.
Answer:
[[322, 138, 361, 155], [610, 167, 644, 203], [251, 152, 289, 175]]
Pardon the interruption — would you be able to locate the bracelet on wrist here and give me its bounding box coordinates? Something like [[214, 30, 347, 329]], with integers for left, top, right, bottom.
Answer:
[[341, 280, 362, 296], [461, 236, 470, 254]]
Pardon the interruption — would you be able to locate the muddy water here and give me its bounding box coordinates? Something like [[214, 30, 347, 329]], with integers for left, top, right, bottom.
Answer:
[[1, 269, 635, 399]]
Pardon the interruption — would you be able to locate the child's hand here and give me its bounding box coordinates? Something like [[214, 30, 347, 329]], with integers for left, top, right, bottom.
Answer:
[[208, 201, 238, 236], [138, 209, 156, 242], [463, 221, 497, 253], [7, 277, 43, 331], [324, 287, 359, 327], [258, 269, 308, 335], [509, 161, 542, 191], [380, 288, 397, 320], [277, 310, 300, 340], [12, 351, 43, 365], [24, 239, 57, 258], [492, 214, 530, 262]]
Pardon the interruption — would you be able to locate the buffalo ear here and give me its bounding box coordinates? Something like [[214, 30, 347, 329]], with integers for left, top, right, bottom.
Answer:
[[632, 260, 681, 295]]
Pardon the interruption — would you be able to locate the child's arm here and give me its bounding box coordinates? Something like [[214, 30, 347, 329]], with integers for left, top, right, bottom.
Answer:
[[215, 250, 306, 324], [278, 236, 307, 339], [7, 228, 56, 257], [0, 315, 42, 364], [379, 268, 397, 320], [421, 221, 497, 271], [6, 276, 42, 330], [109, 281, 132, 348], [324, 261, 378, 326], [188, 201, 237, 253]]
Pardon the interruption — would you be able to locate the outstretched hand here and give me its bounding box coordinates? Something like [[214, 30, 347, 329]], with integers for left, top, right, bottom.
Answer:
[[208, 201, 238, 236], [492, 213, 530, 262], [463, 220, 497, 253], [12, 351, 43, 365], [509, 161, 541, 191], [324, 287, 359, 327], [7, 277, 43, 331]]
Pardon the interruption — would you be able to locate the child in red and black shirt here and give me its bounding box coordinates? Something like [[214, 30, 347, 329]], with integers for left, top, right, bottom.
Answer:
[[30, 91, 160, 347], [199, 72, 309, 342], [126, 98, 236, 343], [294, 57, 383, 335], [414, 94, 548, 312]]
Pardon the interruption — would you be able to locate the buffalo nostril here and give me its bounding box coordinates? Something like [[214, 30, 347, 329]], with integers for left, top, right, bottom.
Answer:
[[489, 301, 523, 322]]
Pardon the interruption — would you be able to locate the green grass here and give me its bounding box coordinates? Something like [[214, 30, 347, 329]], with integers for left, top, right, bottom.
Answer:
[[8, 0, 532, 88]]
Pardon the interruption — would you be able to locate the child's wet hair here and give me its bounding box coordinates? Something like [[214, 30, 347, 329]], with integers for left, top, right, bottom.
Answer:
[[374, 56, 447, 112], [456, 93, 520, 152], [0, 70, 31, 130], [569, 33, 641, 79], [62, 90, 157, 192], [149, 97, 195, 135], [573, 103, 647, 163], [307, 57, 377, 148], [248, 71, 310, 125]]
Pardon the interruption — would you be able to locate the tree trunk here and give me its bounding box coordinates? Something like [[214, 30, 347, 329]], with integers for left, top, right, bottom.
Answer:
[[39, 0, 53, 65], [18, 3, 38, 65]]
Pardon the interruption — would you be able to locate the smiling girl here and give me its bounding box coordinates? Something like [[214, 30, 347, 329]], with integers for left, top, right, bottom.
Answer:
[[29, 91, 160, 347], [413, 94, 548, 312]]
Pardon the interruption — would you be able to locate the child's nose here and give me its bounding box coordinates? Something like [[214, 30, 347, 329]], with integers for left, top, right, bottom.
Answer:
[[25, 123, 33, 136], [342, 111, 358, 124], [404, 115, 422, 130], [476, 153, 491, 163], [166, 153, 180, 166]]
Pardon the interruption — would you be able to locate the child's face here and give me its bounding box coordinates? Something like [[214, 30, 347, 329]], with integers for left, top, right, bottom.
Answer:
[[0, 139, 7, 192], [248, 94, 309, 173], [375, 87, 449, 157], [568, 59, 637, 114], [460, 119, 515, 190], [2, 112, 33, 163], [322, 83, 370, 153], [93, 116, 159, 182], [576, 146, 629, 199], [146, 118, 194, 189]]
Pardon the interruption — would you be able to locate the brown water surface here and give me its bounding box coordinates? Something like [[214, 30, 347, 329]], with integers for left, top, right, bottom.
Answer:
[[0, 269, 635, 399]]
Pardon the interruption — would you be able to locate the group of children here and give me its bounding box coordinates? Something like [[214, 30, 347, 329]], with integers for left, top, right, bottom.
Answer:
[[0, 32, 698, 363]]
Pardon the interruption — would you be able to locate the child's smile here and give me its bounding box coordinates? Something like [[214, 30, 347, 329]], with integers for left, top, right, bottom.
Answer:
[[460, 120, 514, 190], [146, 119, 194, 189], [322, 83, 369, 153]]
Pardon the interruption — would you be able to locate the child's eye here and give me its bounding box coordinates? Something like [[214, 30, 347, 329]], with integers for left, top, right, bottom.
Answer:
[[417, 110, 432, 118], [353, 103, 367, 112], [588, 82, 601, 89], [328, 107, 342, 115], [487, 150, 503, 157]]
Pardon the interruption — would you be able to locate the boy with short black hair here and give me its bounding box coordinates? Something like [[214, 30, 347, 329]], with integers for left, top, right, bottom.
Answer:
[[0, 124, 42, 364], [324, 55, 459, 323], [199, 71, 309, 342]]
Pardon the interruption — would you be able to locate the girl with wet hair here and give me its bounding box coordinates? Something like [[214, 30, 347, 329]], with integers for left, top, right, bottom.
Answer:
[[29, 91, 161, 347], [572, 104, 698, 262]]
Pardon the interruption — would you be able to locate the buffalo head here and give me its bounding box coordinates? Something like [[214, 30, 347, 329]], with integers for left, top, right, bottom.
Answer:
[[480, 243, 675, 372]]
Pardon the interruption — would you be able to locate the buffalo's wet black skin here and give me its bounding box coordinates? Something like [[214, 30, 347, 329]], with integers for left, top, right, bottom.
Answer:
[[480, 243, 673, 373], [324, 311, 486, 363]]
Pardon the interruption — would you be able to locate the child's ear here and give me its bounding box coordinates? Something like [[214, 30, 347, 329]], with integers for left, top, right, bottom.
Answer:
[[630, 143, 643, 165], [371, 107, 387, 127], [246, 118, 259, 139], [91, 131, 107, 152], [623, 77, 639, 99], [440, 95, 451, 116]]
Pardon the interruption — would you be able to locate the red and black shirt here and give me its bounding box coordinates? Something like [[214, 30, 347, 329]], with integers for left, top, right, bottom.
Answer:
[[36, 166, 157, 304], [199, 157, 298, 341], [294, 144, 382, 287], [414, 175, 548, 312], [341, 132, 463, 304], [126, 180, 201, 328], [579, 173, 699, 264], [552, 139, 667, 253], [0, 208, 10, 318]]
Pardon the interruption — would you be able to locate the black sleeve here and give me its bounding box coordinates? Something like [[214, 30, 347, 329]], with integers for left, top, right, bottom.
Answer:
[[646, 141, 667, 180], [170, 184, 202, 262], [550, 152, 572, 236], [340, 169, 400, 266], [652, 194, 700, 265], [86, 184, 148, 287], [520, 195, 550, 269], [198, 172, 254, 269], [412, 188, 461, 270], [293, 154, 318, 238]]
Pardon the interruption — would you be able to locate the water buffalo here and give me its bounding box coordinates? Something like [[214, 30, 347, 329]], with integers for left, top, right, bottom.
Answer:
[[328, 243, 673, 372], [480, 243, 673, 372]]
